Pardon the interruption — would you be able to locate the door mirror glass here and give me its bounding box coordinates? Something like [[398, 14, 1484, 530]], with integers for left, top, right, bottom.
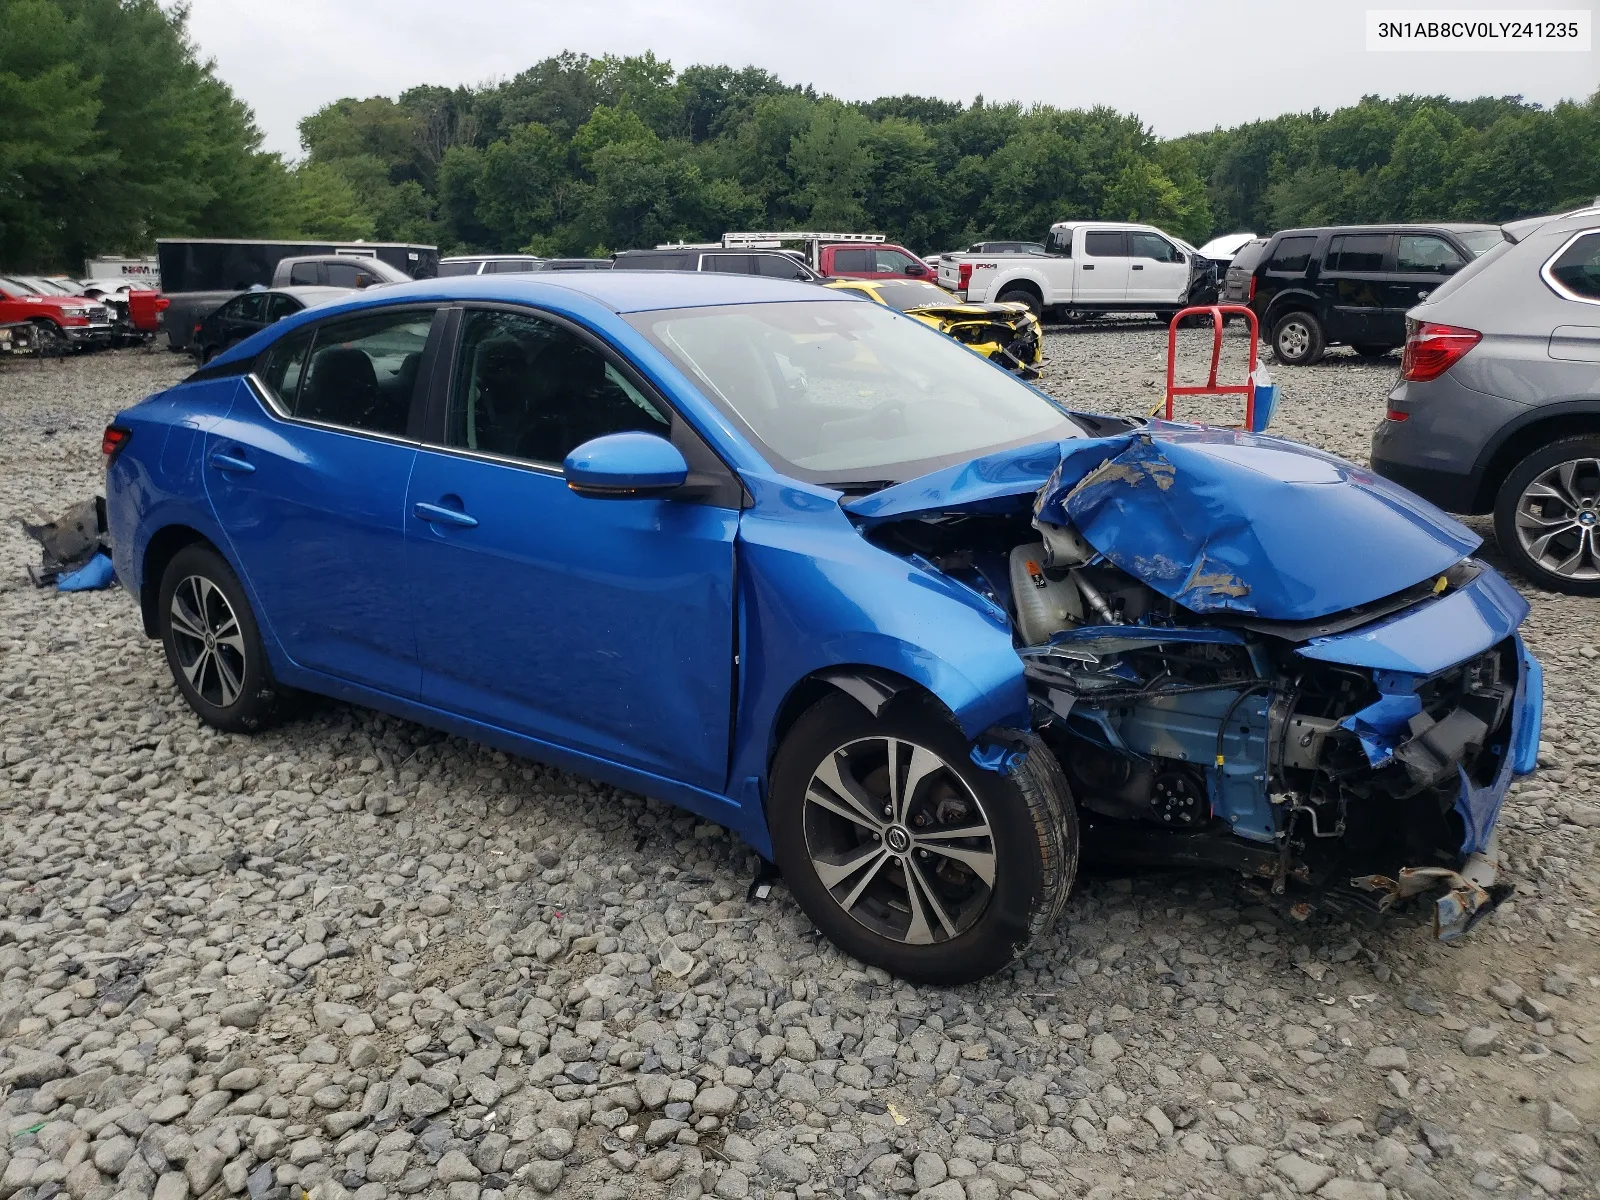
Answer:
[[563, 432, 688, 498]]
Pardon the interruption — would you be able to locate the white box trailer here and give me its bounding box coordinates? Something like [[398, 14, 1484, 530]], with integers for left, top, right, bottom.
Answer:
[[84, 257, 162, 287]]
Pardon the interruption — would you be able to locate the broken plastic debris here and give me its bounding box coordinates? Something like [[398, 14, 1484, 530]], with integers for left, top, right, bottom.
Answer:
[[1351, 867, 1514, 941], [659, 943, 696, 978]]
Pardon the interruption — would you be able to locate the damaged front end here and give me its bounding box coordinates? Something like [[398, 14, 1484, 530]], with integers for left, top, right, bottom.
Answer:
[[908, 303, 1044, 377], [848, 423, 1543, 939]]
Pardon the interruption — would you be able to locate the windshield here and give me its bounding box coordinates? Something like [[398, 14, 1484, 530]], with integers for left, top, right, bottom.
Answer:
[[869, 281, 963, 310], [1458, 229, 1507, 257], [628, 300, 1080, 486]]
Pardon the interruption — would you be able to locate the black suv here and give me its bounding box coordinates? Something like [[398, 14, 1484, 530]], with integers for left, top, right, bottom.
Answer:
[[612, 248, 821, 281], [1249, 224, 1504, 364]]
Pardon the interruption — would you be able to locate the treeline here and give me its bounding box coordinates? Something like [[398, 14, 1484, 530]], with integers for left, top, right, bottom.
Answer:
[[3, 1, 1598, 271]]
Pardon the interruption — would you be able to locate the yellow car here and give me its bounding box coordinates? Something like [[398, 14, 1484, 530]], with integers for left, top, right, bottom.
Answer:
[[824, 278, 1044, 376]]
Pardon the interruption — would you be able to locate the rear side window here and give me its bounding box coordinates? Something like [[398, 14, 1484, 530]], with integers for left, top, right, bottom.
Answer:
[[1230, 240, 1268, 272], [702, 254, 756, 274], [1396, 236, 1466, 275], [1324, 234, 1387, 272], [1084, 231, 1128, 257], [1046, 228, 1072, 256], [1266, 236, 1317, 272], [257, 328, 313, 411], [486, 259, 539, 274], [616, 253, 692, 270], [438, 261, 480, 277], [264, 294, 299, 322], [1546, 231, 1600, 301], [830, 249, 874, 272], [294, 308, 435, 436]]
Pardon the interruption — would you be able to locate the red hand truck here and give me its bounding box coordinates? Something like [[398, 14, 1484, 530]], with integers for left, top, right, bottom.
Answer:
[[1160, 305, 1271, 431]]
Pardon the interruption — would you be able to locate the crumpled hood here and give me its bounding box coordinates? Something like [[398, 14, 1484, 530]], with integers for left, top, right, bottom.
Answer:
[[845, 422, 1482, 622]]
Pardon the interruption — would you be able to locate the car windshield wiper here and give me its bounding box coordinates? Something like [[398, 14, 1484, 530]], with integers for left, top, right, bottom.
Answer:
[[825, 479, 897, 495]]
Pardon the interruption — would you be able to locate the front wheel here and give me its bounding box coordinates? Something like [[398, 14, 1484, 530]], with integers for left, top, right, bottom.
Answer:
[[30, 320, 67, 357], [769, 693, 1077, 984], [1493, 436, 1600, 595], [158, 543, 288, 732], [1272, 311, 1325, 365]]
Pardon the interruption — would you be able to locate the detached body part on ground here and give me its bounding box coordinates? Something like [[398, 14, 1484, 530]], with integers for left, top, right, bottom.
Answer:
[[104, 271, 1542, 984]]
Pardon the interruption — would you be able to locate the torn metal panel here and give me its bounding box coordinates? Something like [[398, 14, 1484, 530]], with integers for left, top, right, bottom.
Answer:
[[1351, 866, 1514, 942]]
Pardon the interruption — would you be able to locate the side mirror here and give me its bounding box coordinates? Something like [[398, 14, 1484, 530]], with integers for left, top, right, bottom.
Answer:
[[563, 432, 688, 499], [904, 263, 927, 276]]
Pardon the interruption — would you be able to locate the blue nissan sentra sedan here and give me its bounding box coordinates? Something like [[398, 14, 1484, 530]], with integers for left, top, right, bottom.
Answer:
[[104, 272, 1542, 983]]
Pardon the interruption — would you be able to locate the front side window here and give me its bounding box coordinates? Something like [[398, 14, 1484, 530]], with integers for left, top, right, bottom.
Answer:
[[486, 259, 538, 274], [757, 254, 810, 280], [288, 263, 319, 286], [1266, 235, 1317, 273], [1396, 236, 1466, 275], [438, 261, 480, 277], [874, 249, 919, 273], [229, 293, 267, 321], [293, 308, 434, 435], [1129, 233, 1179, 262], [1324, 234, 1387, 272], [1546, 231, 1600, 301], [445, 309, 670, 465], [629, 300, 1081, 486]]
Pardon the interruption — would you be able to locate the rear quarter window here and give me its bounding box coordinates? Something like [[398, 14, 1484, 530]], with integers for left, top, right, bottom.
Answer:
[[1230, 240, 1268, 272], [1545, 231, 1600, 302], [1265, 236, 1317, 273]]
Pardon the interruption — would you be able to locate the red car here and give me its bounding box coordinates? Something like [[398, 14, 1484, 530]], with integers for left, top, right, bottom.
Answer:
[[0, 277, 114, 350], [816, 242, 935, 281]]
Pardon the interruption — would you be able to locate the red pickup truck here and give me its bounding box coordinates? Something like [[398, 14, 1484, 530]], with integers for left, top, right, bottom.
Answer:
[[814, 242, 936, 281], [0, 277, 114, 350]]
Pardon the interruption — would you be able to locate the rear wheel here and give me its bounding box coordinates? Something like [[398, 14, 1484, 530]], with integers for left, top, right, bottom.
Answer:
[[158, 543, 288, 732], [1272, 311, 1325, 365], [769, 692, 1077, 984], [995, 287, 1043, 318], [1494, 436, 1600, 596]]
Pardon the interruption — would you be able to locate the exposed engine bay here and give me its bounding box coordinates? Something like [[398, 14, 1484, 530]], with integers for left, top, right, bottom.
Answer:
[[857, 427, 1540, 940]]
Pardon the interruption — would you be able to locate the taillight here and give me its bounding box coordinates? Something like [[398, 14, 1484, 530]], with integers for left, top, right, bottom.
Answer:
[[958, 262, 972, 291], [1400, 319, 1481, 382], [1384, 407, 1409, 422], [102, 425, 131, 462], [193, 322, 203, 335], [1248, 275, 1256, 301]]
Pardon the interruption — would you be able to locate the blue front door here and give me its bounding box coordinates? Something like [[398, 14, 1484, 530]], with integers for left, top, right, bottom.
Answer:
[[403, 306, 738, 791]]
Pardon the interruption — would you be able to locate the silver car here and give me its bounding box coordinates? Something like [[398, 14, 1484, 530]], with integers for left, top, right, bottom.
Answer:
[[1371, 206, 1600, 594]]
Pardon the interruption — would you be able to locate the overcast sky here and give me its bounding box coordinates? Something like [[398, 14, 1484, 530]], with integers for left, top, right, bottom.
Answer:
[[185, 0, 1600, 158]]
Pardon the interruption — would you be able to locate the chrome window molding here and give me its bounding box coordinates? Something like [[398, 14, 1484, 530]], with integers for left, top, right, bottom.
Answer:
[[1540, 228, 1600, 307], [244, 373, 421, 449]]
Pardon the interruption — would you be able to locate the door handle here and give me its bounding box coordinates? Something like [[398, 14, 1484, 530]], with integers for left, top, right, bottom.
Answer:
[[1082, 264, 1095, 270], [1131, 265, 1144, 271], [413, 501, 478, 529], [209, 451, 255, 474]]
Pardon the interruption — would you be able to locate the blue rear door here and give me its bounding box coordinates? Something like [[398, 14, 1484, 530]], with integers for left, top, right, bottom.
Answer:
[[403, 306, 740, 790], [204, 305, 442, 696]]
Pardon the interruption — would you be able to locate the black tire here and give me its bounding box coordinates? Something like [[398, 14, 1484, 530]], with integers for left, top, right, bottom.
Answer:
[[1352, 342, 1397, 359], [1271, 311, 1325, 365], [157, 543, 287, 732], [995, 287, 1043, 318], [200, 344, 218, 365], [1493, 436, 1600, 596], [30, 319, 67, 357], [769, 692, 1077, 984]]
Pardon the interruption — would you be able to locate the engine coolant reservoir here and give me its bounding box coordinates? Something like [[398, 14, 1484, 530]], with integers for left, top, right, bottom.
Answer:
[[1009, 542, 1083, 646]]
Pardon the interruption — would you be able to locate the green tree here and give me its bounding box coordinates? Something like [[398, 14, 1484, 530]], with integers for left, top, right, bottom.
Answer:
[[787, 102, 874, 229]]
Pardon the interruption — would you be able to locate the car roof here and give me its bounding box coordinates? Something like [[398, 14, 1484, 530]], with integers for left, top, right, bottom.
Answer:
[[1270, 223, 1497, 236], [440, 254, 542, 262], [294, 270, 837, 315]]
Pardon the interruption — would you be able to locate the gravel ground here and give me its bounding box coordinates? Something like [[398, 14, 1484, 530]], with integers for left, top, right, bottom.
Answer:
[[1, 335, 1597, 1200]]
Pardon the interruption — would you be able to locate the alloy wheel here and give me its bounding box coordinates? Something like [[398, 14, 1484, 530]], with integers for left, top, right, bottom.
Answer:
[[1277, 320, 1310, 359], [1515, 458, 1600, 581], [169, 574, 248, 706], [802, 736, 996, 945]]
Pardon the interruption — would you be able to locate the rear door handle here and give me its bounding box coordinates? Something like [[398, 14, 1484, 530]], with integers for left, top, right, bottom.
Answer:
[[1131, 265, 1144, 271], [413, 501, 478, 529], [209, 451, 255, 474]]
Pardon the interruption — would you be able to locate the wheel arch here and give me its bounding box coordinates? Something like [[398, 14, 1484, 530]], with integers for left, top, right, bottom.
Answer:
[[1262, 290, 1322, 330], [1472, 404, 1600, 512], [139, 524, 216, 637], [991, 275, 1045, 308], [767, 666, 951, 767]]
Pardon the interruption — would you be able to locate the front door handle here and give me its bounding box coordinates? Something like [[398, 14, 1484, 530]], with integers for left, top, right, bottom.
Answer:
[[1082, 264, 1095, 270], [209, 451, 255, 474], [413, 501, 478, 529], [1131, 264, 1144, 271]]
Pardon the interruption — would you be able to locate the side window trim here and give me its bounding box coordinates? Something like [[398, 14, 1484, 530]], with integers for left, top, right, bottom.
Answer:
[[422, 302, 748, 507]]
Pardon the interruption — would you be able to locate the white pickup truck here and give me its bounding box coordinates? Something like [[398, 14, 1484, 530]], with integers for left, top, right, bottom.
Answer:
[[937, 221, 1216, 322]]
